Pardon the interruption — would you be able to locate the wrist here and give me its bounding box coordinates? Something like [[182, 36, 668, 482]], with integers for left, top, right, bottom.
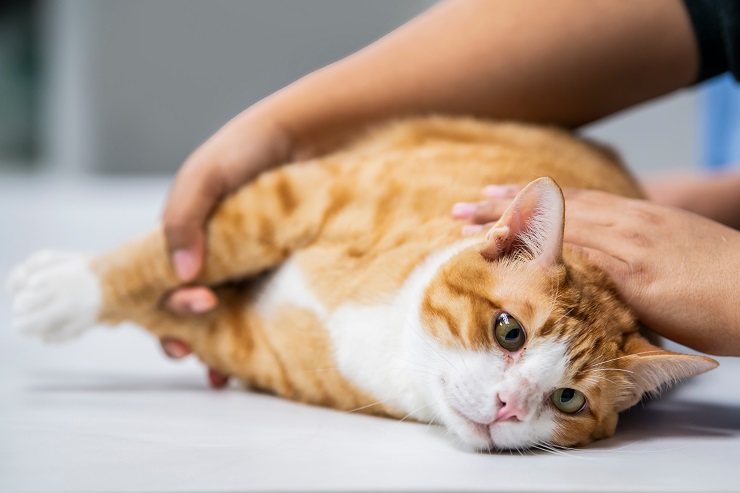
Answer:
[[234, 104, 296, 166]]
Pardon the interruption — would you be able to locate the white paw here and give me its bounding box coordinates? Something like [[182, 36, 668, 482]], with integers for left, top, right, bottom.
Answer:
[[7, 251, 101, 343]]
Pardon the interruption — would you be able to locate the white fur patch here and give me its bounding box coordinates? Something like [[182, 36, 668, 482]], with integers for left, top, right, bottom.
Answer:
[[254, 257, 327, 320], [416, 336, 570, 450], [7, 251, 101, 343], [327, 239, 480, 420], [256, 240, 479, 421], [401, 240, 572, 450]]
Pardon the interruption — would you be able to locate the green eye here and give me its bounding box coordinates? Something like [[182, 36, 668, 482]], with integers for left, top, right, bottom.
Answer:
[[551, 388, 586, 414], [494, 312, 525, 351]]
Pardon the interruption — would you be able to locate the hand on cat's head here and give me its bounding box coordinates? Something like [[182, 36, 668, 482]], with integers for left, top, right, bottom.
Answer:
[[452, 182, 740, 356], [421, 178, 717, 450]]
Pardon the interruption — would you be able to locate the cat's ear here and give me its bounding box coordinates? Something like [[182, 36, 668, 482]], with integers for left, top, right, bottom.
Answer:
[[613, 334, 719, 412], [480, 177, 565, 267]]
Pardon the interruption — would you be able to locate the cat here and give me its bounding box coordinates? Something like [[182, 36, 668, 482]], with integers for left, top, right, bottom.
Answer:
[[8, 117, 718, 451]]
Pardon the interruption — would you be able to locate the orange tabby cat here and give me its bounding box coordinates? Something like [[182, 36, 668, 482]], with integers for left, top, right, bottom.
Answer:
[[9, 117, 718, 450]]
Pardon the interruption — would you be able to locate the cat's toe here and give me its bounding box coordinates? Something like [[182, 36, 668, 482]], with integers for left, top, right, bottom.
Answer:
[[8, 251, 101, 343]]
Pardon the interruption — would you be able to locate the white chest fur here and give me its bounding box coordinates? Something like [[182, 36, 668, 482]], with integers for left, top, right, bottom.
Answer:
[[255, 240, 478, 422]]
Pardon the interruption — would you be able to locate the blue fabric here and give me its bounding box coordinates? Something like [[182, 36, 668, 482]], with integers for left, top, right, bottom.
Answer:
[[700, 73, 740, 169]]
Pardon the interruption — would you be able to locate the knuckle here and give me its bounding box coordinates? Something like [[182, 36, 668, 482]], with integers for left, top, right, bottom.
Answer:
[[631, 203, 664, 225], [619, 229, 653, 248]]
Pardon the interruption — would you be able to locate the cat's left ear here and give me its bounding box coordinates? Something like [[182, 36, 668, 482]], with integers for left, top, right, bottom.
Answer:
[[613, 333, 719, 412], [480, 177, 565, 267]]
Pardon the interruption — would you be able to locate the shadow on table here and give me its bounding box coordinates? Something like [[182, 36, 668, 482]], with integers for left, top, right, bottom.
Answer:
[[588, 399, 740, 450], [26, 370, 207, 392], [425, 398, 740, 456]]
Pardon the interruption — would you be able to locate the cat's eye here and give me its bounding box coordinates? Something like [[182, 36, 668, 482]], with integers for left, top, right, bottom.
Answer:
[[494, 312, 526, 351], [551, 388, 586, 414]]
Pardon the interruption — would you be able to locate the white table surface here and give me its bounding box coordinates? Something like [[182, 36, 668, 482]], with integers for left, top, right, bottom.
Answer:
[[1, 175, 739, 493]]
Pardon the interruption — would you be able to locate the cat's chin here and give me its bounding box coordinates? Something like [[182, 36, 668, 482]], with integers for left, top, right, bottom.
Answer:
[[450, 420, 494, 451], [454, 423, 545, 452], [444, 406, 540, 452]]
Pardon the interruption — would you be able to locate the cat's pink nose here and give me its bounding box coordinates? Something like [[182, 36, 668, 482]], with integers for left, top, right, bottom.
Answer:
[[494, 394, 526, 422]]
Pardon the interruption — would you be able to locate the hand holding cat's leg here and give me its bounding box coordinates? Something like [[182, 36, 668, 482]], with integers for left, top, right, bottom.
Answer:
[[9, 163, 329, 351], [162, 118, 294, 284]]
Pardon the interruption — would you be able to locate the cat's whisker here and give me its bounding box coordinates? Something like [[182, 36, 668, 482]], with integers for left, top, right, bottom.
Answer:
[[581, 377, 609, 386], [458, 350, 471, 372], [397, 403, 432, 424], [343, 397, 398, 414], [547, 274, 562, 316], [549, 307, 574, 329], [579, 367, 634, 375], [585, 350, 664, 369], [535, 441, 593, 460], [416, 330, 458, 371], [531, 443, 560, 457], [581, 374, 619, 385], [425, 412, 442, 429]]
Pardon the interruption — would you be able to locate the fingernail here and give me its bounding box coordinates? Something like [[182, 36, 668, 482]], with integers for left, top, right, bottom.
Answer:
[[173, 249, 197, 281], [461, 224, 485, 236], [451, 202, 477, 219], [482, 185, 513, 198], [208, 368, 229, 389]]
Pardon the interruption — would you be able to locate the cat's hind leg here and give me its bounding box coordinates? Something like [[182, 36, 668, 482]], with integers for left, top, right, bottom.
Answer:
[[8, 250, 100, 343], [7, 248, 249, 380], [8, 163, 335, 347]]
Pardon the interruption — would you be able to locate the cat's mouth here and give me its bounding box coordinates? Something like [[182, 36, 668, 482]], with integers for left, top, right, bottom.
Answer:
[[450, 405, 522, 447], [448, 408, 488, 443]]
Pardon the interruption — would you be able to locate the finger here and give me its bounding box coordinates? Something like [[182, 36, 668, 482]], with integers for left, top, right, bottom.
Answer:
[[451, 202, 478, 219], [162, 286, 218, 315], [161, 337, 193, 359], [208, 368, 230, 388], [462, 222, 494, 236], [566, 244, 631, 289], [163, 159, 229, 281], [481, 184, 523, 198], [471, 199, 512, 224], [570, 243, 651, 313], [562, 206, 642, 260]]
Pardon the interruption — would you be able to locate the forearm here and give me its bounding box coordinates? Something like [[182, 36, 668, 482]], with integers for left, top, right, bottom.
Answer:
[[250, 0, 698, 157], [644, 172, 740, 230]]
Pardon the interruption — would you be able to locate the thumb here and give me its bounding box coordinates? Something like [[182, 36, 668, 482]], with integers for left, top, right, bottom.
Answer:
[[168, 225, 205, 283], [163, 159, 228, 282]]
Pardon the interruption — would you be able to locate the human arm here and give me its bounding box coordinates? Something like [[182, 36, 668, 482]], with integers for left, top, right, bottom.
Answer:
[[643, 171, 740, 231], [164, 0, 699, 293], [159, 0, 701, 373]]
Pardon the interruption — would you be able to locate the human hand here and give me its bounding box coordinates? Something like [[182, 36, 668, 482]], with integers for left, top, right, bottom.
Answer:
[[642, 172, 740, 231], [158, 112, 294, 383], [452, 185, 740, 356]]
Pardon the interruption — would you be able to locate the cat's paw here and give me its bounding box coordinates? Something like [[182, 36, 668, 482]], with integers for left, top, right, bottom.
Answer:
[[7, 251, 101, 343]]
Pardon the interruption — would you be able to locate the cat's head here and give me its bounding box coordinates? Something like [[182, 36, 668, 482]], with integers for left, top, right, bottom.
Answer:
[[410, 177, 718, 451]]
